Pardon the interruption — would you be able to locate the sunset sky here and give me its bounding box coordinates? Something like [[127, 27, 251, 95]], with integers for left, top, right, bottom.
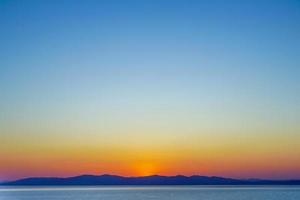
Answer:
[[0, 0, 300, 181]]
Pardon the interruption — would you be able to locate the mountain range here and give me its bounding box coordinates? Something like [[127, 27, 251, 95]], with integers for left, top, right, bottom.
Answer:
[[2, 174, 300, 185]]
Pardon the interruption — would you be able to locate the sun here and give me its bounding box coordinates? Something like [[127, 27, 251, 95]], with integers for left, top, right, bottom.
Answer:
[[134, 162, 158, 176]]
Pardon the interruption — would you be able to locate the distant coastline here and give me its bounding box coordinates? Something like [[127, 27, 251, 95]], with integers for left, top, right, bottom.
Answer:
[[2, 174, 300, 186]]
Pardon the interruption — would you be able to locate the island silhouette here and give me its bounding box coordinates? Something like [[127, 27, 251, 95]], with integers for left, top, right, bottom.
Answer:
[[2, 174, 300, 186]]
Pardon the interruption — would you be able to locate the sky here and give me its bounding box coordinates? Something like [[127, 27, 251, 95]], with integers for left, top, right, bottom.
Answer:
[[0, 0, 300, 181]]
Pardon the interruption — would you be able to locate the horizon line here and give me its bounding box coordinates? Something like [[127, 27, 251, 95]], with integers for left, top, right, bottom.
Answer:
[[3, 173, 300, 183]]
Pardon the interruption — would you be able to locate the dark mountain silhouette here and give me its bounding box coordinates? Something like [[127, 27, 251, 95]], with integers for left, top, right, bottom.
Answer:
[[2, 174, 300, 185]]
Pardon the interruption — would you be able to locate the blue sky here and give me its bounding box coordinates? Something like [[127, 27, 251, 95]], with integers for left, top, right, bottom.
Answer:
[[1, 0, 299, 129]]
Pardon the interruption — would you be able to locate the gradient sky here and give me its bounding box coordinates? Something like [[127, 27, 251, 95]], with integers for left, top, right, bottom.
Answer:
[[0, 0, 300, 181]]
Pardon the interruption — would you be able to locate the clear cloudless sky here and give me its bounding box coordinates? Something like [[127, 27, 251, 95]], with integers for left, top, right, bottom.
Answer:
[[0, 0, 300, 181]]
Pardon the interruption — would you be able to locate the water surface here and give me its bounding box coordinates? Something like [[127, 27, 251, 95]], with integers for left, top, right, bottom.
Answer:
[[0, 186, 299, 200]]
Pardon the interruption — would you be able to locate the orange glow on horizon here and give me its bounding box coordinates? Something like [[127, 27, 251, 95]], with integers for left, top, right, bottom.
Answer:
[[133, 162, 159, 176]]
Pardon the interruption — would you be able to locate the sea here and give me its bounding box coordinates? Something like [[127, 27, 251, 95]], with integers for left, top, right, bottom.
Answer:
[[0, 186, 299, 200]]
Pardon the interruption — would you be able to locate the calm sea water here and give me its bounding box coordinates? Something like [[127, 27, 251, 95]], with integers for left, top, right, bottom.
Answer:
[[0, 186, 299, 200]]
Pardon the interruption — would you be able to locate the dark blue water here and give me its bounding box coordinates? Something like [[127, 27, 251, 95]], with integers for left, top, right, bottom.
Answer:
[[0, 186, 299, 200]]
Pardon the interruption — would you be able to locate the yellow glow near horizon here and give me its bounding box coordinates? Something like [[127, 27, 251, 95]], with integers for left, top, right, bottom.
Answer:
[[134, 162, 159, 176]]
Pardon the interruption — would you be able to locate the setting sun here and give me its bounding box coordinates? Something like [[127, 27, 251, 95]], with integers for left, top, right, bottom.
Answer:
[[134, 162, 158, 176]]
